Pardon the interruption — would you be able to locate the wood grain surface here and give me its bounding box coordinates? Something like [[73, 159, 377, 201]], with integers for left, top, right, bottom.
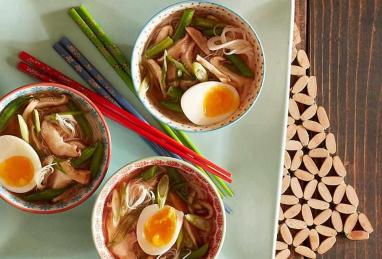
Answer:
[[293, 0, 381, 258]]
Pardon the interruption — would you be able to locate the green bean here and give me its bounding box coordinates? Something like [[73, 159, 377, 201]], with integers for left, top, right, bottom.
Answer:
[[90, 140, 104, 178], [225, 54, 254, 78], [145, 36, 174, 59], [172, 182, 188, 201], [53, 157, 67, 174], [24, 188, 66, 202], [67, 101, 92, 139], [223, 62, 240, 75], [202, 26, 224, 37], [71, 145, 97, 168], [0, 97, 29, 133], [168, 168, 184, 185], [194, 17, 219, 29], [173, 9, 195, 41], [167, 86, 184, 101], [160, 101, 183, 113], [140, 165, 158, 181], [188, 243, 209, 259], [167, 168, 188, 200]]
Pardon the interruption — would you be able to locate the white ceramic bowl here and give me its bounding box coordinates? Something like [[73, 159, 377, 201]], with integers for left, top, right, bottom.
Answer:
[[131, 1, 265, 132], [92, 156, 226, 259]]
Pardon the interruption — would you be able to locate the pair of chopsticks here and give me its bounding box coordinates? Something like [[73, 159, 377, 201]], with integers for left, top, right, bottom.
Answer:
[[16, 52, 232, 183], [52, 37, 173, 158], [68, 5, 234, 197]]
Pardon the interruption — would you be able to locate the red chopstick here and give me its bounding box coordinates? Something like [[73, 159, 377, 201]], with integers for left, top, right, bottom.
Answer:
[[19, 51, 84, 90], [17, 62, 56, 83], [16, 55, 233, 182]]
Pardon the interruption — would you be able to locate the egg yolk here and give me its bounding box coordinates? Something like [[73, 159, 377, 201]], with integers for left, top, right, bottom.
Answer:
[[144, 206, 177, 247], [203, 85, 240, 117], [0, 156, 34, 187]]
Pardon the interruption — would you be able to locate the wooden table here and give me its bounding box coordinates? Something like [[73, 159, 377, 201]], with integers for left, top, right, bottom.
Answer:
[[293, 0, 381, 258]]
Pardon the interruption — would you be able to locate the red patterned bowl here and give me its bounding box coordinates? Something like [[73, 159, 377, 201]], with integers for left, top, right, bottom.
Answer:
[[92, 156, 226, 259]]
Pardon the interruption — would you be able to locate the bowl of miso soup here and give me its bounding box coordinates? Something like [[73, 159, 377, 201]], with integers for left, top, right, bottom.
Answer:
[[132, 1, 265, 131], [0, 83, 111, 213], [92, 156, 225, 259]]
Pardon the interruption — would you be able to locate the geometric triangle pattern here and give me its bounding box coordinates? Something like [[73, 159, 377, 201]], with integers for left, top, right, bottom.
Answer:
[[275, 24, 373, 259]]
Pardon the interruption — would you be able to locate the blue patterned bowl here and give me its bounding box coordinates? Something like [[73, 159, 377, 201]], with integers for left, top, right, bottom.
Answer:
[[0, 83, 111, 214], [131, 1, 265, 132]]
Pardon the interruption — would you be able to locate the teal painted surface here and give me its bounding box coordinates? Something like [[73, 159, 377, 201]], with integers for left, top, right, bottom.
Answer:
[[0, 0, 293, 258]]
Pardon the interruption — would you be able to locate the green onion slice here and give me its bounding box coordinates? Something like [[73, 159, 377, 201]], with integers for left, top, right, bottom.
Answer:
[[157, 174, 169, 209], [17, 114, 29, 143], [192, 62, 208, 82]]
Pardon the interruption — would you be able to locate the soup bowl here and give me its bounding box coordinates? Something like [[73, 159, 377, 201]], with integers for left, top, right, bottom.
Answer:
[[92, 156, 226, 259], [131, 1, 265, 131], [0, 82, 111, 214]]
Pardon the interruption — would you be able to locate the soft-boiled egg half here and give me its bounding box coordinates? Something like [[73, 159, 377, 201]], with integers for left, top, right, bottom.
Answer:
[[136, 204, 184, 255], [0, 135, 41, 193], [181, 81, 240, 126]]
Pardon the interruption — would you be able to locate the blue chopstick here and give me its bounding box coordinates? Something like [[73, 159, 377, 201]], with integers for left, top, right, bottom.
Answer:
[[53, 40, 173, 157]]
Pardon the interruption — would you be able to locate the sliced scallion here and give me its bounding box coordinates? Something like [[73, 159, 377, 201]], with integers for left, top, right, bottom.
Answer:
[[138, 77, 150, 97], [192, 62, 208, 82], [17, 114, 29, 143], [157, 174, 169, 209], [33, 109, 41, 133], [167, 55, 191, 77]]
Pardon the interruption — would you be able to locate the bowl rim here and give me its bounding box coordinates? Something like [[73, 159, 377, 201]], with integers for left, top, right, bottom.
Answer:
[[0, 82, 112, 214], [131, 0, 266, 132], [91, 156, 226, 259]]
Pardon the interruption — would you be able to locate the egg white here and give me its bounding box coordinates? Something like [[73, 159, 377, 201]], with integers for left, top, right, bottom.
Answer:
[[0, 135, 41, 193], [180, 81, 240, 126], [136, 204, 184, 255]]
